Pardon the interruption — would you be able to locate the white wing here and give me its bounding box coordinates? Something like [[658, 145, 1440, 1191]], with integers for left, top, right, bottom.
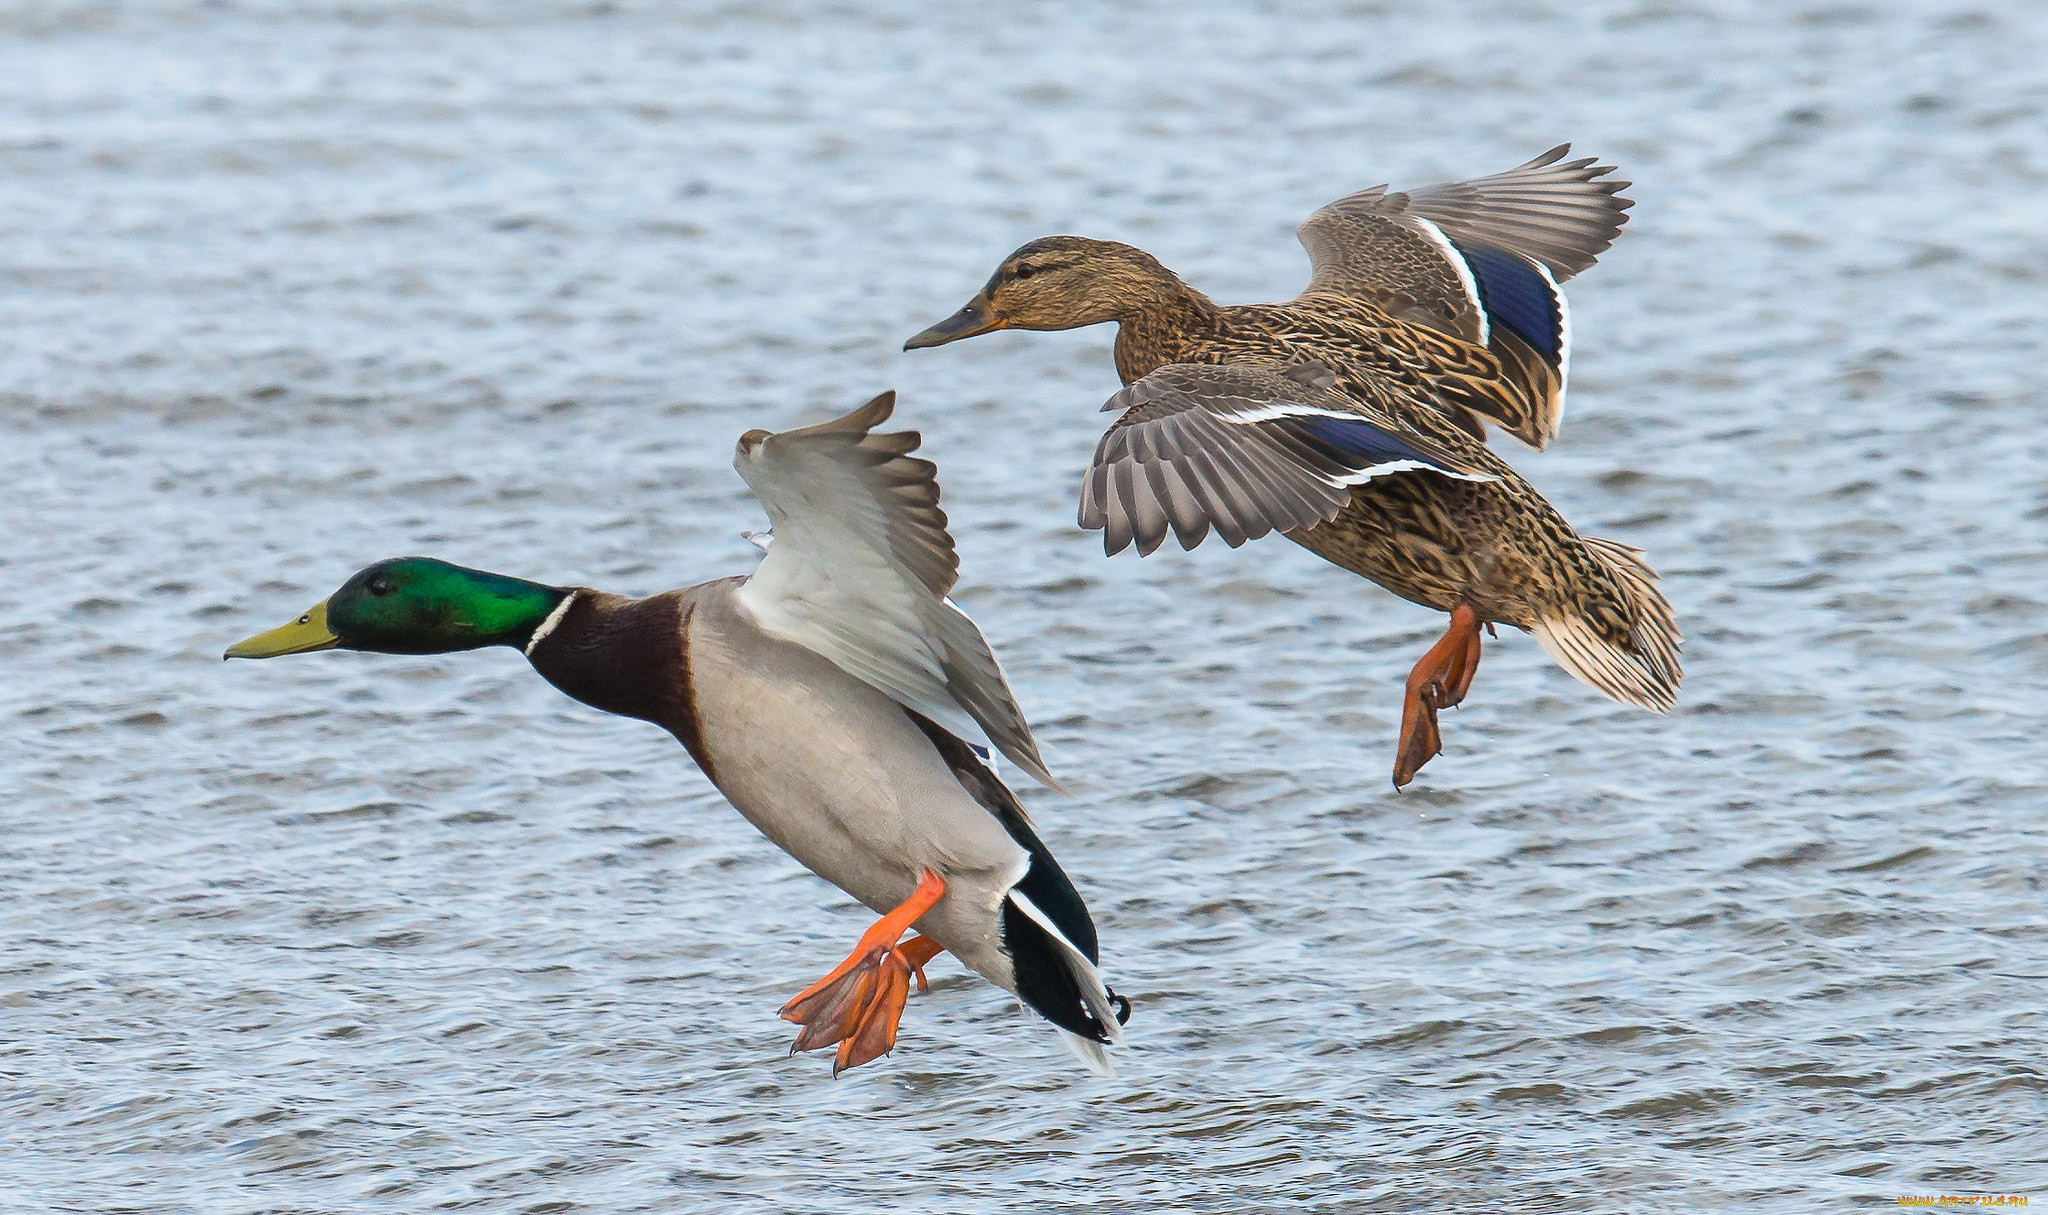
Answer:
[[732, 392, 1061, 791]]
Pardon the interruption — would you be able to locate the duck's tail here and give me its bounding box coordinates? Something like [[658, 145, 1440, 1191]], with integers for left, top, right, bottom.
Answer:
[[1530, 535, 1682, 712], [1003, 881, 1127, 1077], [902, 710, 1127, 1074], [987, 773, 1128, 1075]]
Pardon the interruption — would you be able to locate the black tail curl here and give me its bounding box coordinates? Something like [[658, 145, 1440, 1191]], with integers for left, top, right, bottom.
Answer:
[[907, 711, 1127, 1043]]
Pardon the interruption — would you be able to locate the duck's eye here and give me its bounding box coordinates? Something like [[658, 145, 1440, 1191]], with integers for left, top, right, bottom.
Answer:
[[1014, 263, 1037, 280], [368, 577, 395, 597]]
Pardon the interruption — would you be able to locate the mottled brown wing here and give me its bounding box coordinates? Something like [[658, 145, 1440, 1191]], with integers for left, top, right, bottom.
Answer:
[[1077, 362, 1493, 558], [1296, 146, 1630, 449], [1295, 184, 1487, 341], [1299, 147, 1631, 306]]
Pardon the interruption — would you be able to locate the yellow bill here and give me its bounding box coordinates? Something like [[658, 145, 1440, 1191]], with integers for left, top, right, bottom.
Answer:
[[225, 600, 340, 660]]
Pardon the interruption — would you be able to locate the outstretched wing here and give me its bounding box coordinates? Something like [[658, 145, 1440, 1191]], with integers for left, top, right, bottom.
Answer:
[[1295, 145, 1632, 448], [1397, 144, 1632, 283], [1078, 362, 1495, 558], [733, 392, 1059, 790]]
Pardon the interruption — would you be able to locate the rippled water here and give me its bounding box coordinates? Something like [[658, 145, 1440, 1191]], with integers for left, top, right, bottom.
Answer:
[[5, 0, 2047, 1210]]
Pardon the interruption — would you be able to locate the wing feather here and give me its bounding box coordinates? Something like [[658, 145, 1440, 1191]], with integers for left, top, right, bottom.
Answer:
[[1181, 425, 1298, 543], [1135, 459, 1179, 557], [1077, 463, 1109, 532], [1153, 457, 1210, 550], [733, 392, 1060, 790], [1294, 147, 1622, 449], [1400, 145, 1633, 281], [1178, 446, 1250, 549], [1106, 458, 1139, 557], [1081, 363, 1496, 557], [1294, 143, 1628, 320]]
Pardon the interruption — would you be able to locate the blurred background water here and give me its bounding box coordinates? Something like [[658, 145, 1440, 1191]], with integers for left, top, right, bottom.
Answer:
[[3, 0, 2046, 1210]]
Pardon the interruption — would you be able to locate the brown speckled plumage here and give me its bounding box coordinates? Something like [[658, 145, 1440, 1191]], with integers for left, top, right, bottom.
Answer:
[[912, 146, 1635, 451], [905, 151, 1679, 745], [1113, 288, 1541, 444], [1104, 314, 1678, 709]]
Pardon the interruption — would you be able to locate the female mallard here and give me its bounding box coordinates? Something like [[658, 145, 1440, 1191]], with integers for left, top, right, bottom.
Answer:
[[903, 148, 1677, 787], [224, 393, 1127, 1075], [907, 144, 1631, 450]]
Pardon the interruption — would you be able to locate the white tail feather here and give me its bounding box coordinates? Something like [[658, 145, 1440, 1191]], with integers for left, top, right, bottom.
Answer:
[[1532, 536, 1682, 712], [1058, 1030, 1116, 1077], [1007, 889, 1126, 1050]]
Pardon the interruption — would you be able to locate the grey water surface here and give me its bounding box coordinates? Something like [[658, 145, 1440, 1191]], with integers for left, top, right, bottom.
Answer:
[[3, 0, 2046, 1210]]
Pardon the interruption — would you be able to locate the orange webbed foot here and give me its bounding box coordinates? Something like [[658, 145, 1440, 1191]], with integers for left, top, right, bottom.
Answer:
[[1392, 604, 1486, 788], [777, 872, 948, 1074], [781, 949, 882, 1053], [836, 948, 913, 1073], [899, 934, 944, 995], [1393, 691, 1445, 789]]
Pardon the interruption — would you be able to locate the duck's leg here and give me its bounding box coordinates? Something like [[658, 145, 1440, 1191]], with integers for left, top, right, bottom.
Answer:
[[1393, 604, 1485, 788], [779, 870, 947, 1073]]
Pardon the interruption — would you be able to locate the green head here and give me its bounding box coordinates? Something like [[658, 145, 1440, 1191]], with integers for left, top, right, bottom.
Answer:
[[225, 557, 570, 660]]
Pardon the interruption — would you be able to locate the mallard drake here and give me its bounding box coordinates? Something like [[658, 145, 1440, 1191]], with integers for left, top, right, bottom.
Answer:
[[224, 394, 1128, 1075], [907, 144, 1631, 451], [904, 148, 1676, 787]]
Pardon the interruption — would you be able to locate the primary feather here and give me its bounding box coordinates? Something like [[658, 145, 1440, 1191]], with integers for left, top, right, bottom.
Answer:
[[1291, 144, 1630, 447], [733, 392, 1061, 790], [1082, 361, 1496, 556]]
